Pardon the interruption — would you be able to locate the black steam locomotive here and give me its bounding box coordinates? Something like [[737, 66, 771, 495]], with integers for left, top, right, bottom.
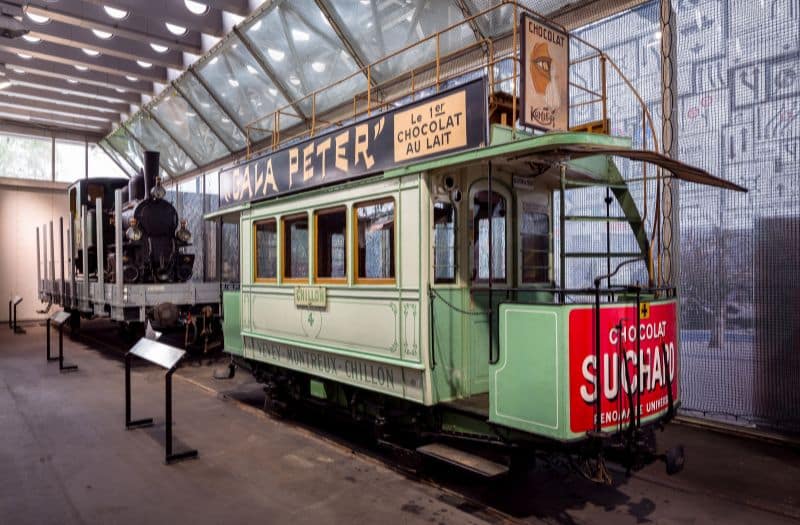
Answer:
[[72, 151, 194, 283]]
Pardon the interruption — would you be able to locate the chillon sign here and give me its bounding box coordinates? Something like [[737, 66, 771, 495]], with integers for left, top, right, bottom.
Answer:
[[219, 78, 487, 207]]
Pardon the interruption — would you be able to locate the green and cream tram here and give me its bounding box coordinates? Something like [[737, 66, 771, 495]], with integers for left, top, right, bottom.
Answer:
[[208, 77, 743, 476]]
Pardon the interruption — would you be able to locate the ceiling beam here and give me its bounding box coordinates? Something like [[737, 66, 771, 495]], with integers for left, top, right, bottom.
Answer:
[[1, 67, 142, 104], [1, 83, 129, 114], [0, 50, 154, 94], [28, 20, 185, 70], [25, 1, 204, 55], [0, 105, 110, 133], [0, 118, 105, 142], [81, 0, 226, 38], [0, 39, 167, 83], [0, 94, 116, 122]]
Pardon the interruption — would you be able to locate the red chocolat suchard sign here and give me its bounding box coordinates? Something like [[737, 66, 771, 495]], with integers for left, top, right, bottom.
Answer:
[[568, 301, 679, 433]]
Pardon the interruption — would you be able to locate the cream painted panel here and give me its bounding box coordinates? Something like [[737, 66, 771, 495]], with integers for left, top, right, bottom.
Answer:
[[400, 186, 420, 290], [250, 292, 401, 358], [241, 217, 252, 286]]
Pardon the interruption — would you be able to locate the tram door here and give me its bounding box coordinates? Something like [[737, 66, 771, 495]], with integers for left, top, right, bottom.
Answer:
[[467, 185, 509, 396]]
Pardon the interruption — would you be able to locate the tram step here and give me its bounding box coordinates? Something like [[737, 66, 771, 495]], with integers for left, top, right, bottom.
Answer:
[[564, 215, 633, 222], [564, 252, 645, 259], [416, 443, 509, 478]]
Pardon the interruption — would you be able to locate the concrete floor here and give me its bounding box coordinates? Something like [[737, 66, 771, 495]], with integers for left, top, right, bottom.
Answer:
[[1, 321, 798, 525]]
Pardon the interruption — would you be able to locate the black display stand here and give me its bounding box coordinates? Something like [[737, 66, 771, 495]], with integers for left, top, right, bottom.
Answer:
[[46, 311, 77, 372], [9, 296, 24, 334], [125, 337, 198, 464]]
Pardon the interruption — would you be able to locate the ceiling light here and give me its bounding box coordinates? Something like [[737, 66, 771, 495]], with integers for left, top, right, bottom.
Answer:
[[360, 0, 370, 4], [74, 65, 88, 71], [17, 53, 32, 60], [82, 48, 101, 57], [311, 62, 325, 73], [22, 35, 41, 43], [184, 0, 209, 15], [103, 6, 129, 20], [246, 64, 258, 75], [267, 48, 284, 61], [251, 20, 262, 31], [115, 88, 126, 93], [291, 29, 310, 42], [221, 117, 230, 123], [228, 78, 239, 87], [268, 88, 277, 96], [289, 75, 300, 85], [92, 29, 114, 39], [150, 43, 169, 53], [209, 56, 219, 65], [0, 81, 12, 90], [137, 60, 152, 68], [25, 12, 51, 24], [11, 67, 25, 74], [67, 78, 79, 84], [126, 75, 138, 81], [165, 22, 188, 36]]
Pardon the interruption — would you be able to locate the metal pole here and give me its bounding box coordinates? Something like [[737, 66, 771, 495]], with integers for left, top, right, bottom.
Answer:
[[559, 164, 567, 300], [58, 323, 63, 369], [125, 354, 131, 426], [487, 162, 494, 364], [49, 221, 55, 301], [81, 205, 89, 309], [41, 225, 47, 298], [46, 318, 51, 360], [594, 282, 602, 433], [115, 190, 123, 310], [60, 218, 65, 305], [70, 219, 76, 310], [96, 198, 104, 309], [36, 227, 41, 300], [166, 369, 173, 459]]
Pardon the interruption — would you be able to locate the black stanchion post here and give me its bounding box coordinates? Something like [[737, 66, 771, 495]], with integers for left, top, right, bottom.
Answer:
[[7, 300, 11, 329], [46, 318, 57, 361], [58, 323, 77, 372]]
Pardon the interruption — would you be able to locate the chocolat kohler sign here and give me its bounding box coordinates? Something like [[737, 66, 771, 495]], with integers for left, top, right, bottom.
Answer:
[[520, 14, 569, 131], [219, 78, 487, 208]]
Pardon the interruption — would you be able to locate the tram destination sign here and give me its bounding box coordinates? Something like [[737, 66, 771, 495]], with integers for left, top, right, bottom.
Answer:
[[219, 78, 487, 208]]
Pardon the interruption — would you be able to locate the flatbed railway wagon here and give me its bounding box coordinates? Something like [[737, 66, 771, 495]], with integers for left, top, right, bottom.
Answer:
[[37, 151, 221, 345], [209, 14, 745, 476]]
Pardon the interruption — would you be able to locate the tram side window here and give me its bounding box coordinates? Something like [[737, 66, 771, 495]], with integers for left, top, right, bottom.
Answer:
[[254, 219, 277, 281], [355, 198, 395, 282], [472, 190, 506, 283], [283, 214, 309, 281], [316, 207, 347, 281], [433, 201, 456, 284], [520, 206, 550, 283]]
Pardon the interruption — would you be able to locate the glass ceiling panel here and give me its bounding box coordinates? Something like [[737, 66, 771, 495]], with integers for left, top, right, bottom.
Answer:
[[106, 127, 144, 173], [126, 112, 197, 177], [241, 0, 367, 116], [151, 90, 230, 166], [99, 139, 136, 177], [177, 74, 248, 152], [327, 0, 474, 82], [196, 34, 293, 140]]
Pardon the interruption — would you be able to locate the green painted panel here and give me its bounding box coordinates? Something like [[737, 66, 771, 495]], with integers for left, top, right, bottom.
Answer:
[[490, 304, 563, 439], [430, 288, 468, 403], [223, 291, 243, 356]]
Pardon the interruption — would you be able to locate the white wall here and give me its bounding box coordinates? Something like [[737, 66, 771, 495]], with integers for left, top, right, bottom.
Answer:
[[0, 178, 69, 322]]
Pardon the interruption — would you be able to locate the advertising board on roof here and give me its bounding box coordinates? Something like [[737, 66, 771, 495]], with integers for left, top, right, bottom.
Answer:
[[218, 78, 487, 208]]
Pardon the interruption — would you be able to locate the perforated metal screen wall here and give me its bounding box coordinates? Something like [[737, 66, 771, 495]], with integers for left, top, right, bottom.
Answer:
[[573, 0, 800, 434]]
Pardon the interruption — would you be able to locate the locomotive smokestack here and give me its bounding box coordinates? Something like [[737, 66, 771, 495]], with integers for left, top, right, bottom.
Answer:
[[143, 150, 160, 199]]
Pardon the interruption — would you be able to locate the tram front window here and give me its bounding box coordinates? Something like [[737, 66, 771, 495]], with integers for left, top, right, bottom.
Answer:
[[433, 201, 456, 284], [520, 205, 549, 283], [472, 190, 506, 283], [283, 214, 309, 280], [254, 219, 276, 281]]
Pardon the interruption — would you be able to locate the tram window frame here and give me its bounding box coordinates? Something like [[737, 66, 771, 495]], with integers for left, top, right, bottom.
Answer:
[[471, 187, 508, 285], [353, 197, 396, 285], [432, 200, 457, 284], [253, 218, 278, 283], [518, 198, 550, 285], [282, 213, 310, 283], [314, 206, 347, 284]]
